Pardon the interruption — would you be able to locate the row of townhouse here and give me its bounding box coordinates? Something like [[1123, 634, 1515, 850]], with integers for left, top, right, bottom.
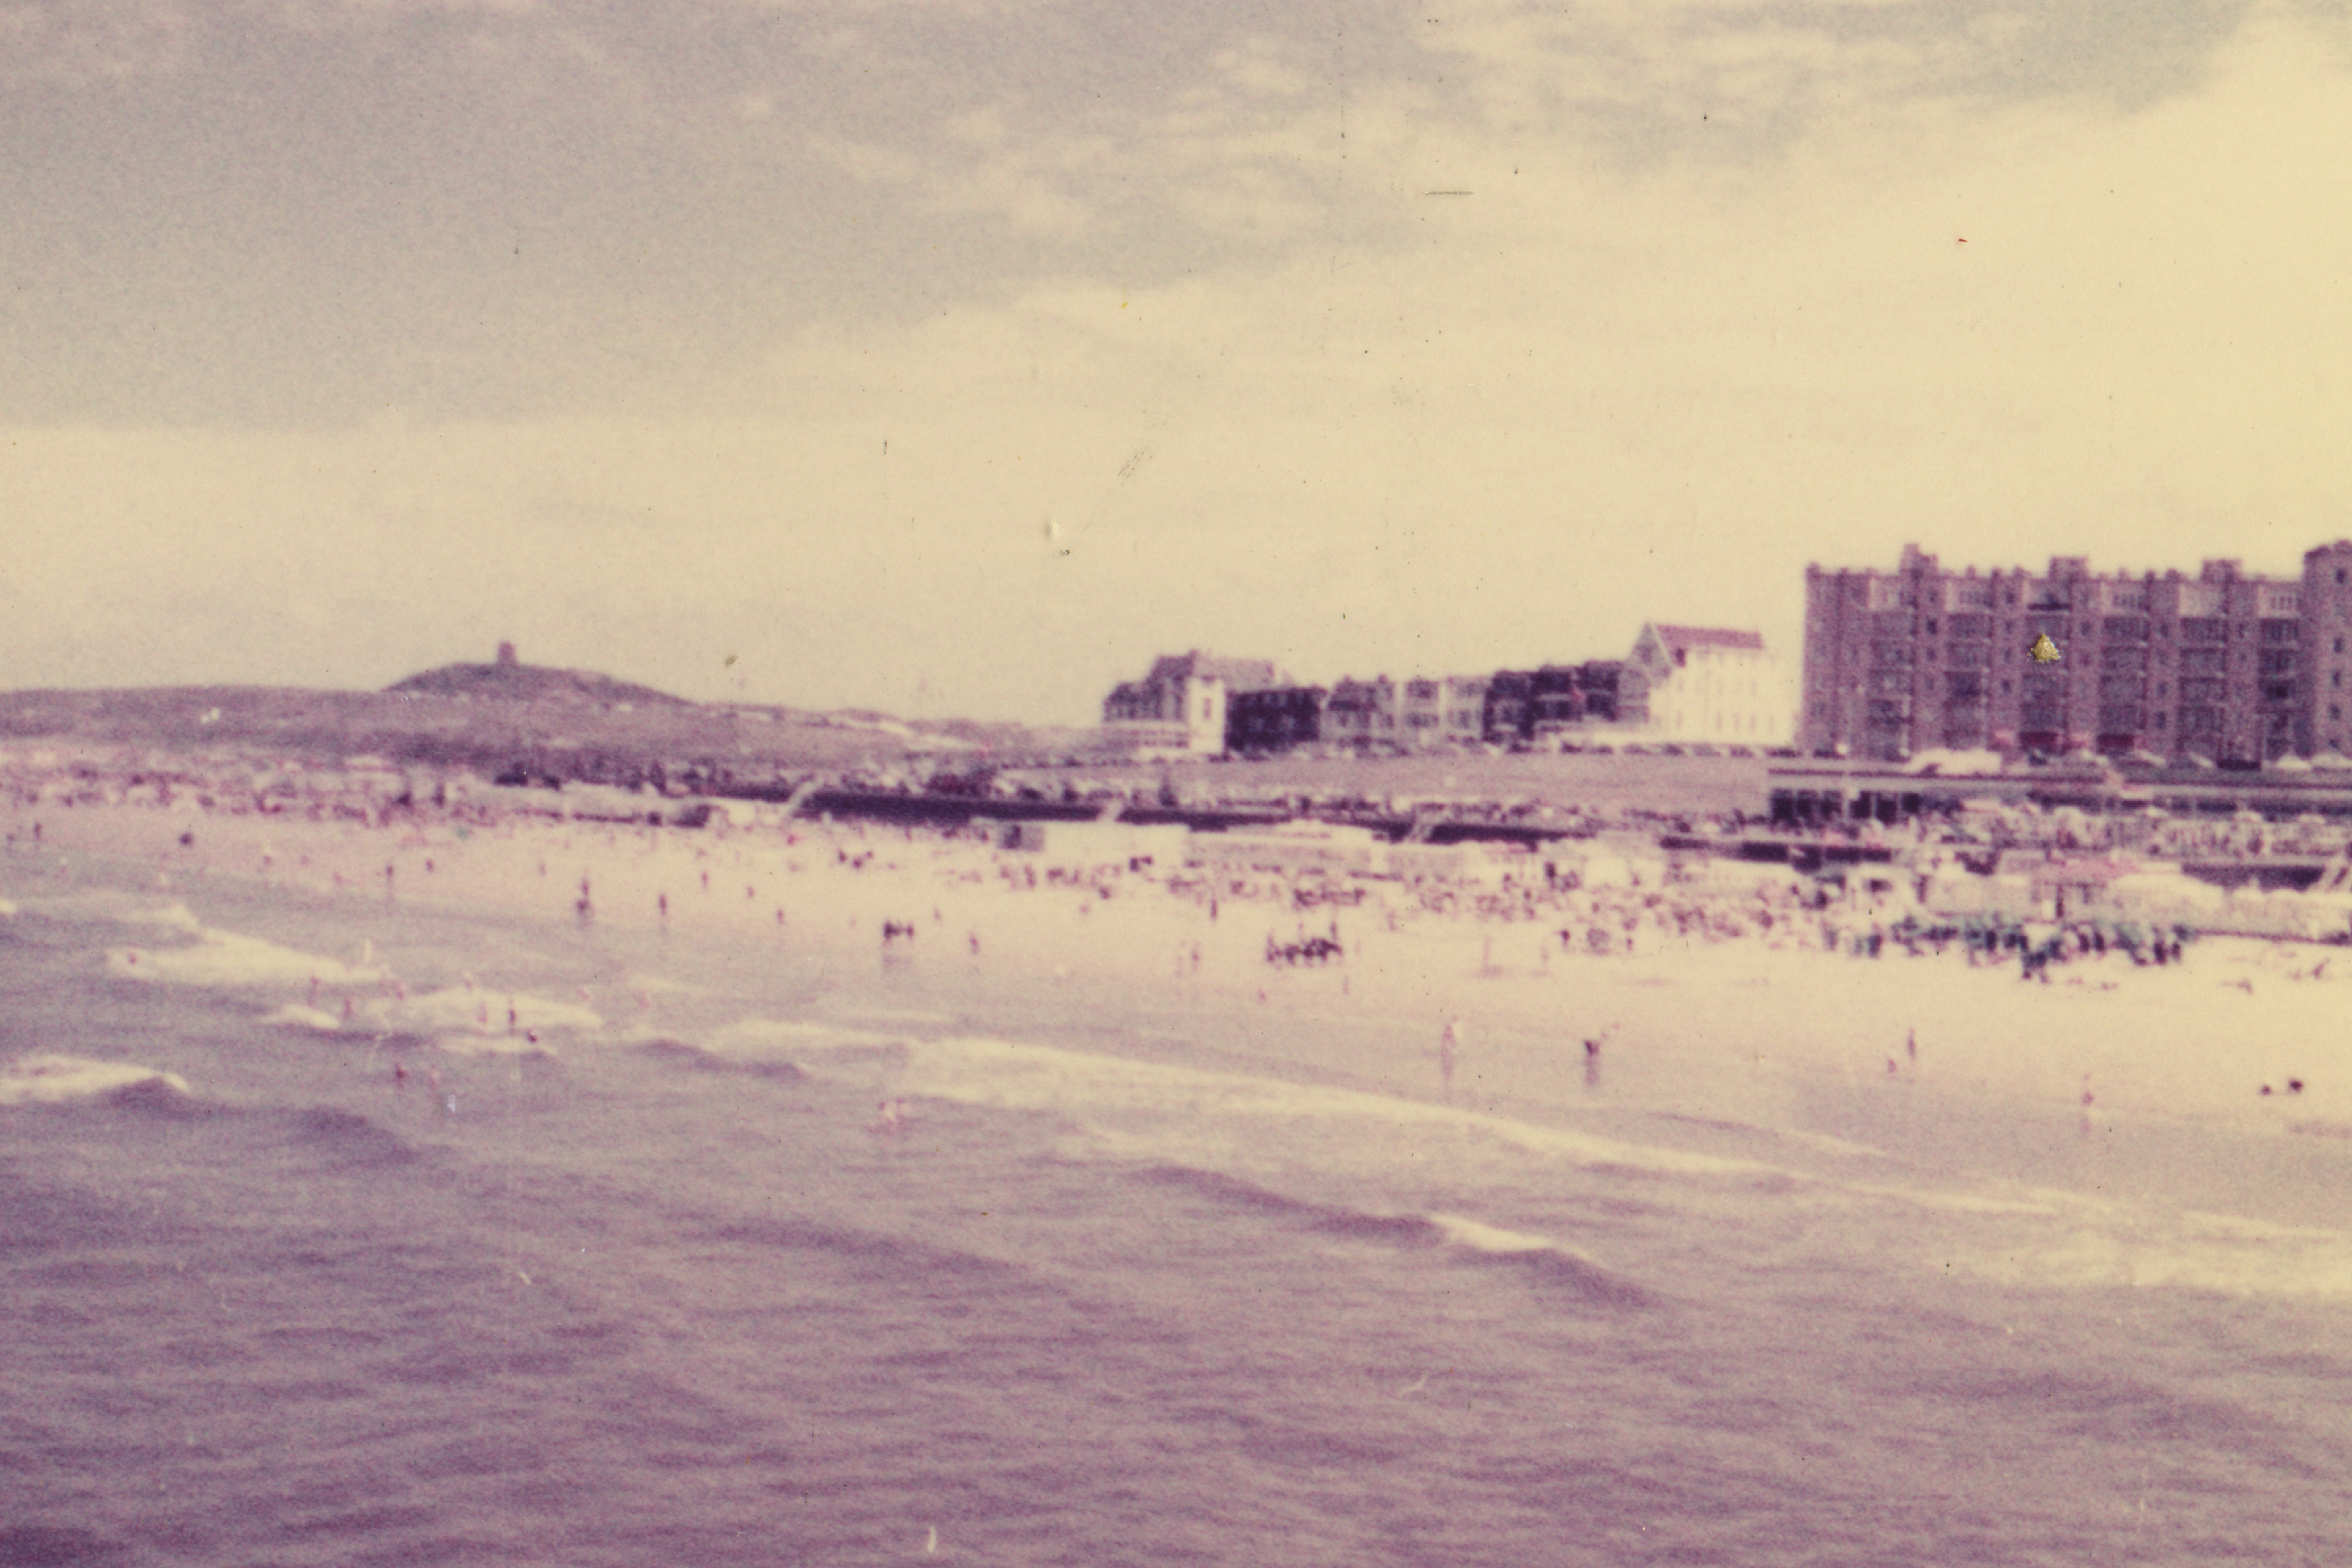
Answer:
[[1803, 542, 2352, 763], [1103, 627, 1793, 755]]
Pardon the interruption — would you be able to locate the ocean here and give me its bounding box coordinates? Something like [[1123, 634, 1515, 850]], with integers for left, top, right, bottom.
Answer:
[[3, 832, 2349, 1567]]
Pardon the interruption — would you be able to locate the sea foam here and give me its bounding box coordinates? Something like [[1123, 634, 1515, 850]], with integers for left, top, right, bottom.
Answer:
[[892, 1033, 1774, 1181], [0, 1053, 191, 1106], [19, 892, 200, 930], [434, 1032, 560, 1058], [108, 930, 384, 989], [396, 987, 602, 1036], [265, 1004, 346, 1033], [1950, 1222, 2352, 1300], [704, 1018, 909, 1058]]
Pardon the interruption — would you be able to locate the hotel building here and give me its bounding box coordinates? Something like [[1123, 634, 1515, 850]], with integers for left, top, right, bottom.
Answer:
[[1102, 651, 1282, 755], [1803, 542, 2352, 762]]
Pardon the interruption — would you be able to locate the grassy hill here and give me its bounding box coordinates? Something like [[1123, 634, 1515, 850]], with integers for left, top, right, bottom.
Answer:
[[0, 670, 1066, 782], [384, 660, 690, 709]]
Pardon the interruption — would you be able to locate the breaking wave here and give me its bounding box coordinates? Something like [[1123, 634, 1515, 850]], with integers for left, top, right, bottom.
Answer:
[[395, 986, 601, 1037], [0, 1053, 192, 1107], [1131, 1164, 1655, 1309], [108, 928, 384, 990]]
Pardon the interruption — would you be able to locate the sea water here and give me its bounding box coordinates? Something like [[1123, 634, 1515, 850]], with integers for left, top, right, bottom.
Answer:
[[3, 843, 2349, 1567]]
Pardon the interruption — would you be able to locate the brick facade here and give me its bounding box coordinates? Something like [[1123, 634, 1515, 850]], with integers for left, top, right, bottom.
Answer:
[[1804, 544, 2352, 763]]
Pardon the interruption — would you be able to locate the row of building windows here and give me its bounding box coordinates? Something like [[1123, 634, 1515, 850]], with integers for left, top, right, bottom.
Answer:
[[1827, 616, 2313, 648], [1841, 648, 2338, 679], [1835, 677, 2303, 702], [1831, 576, 2340, 614], [1825, 617, 2352, 649]]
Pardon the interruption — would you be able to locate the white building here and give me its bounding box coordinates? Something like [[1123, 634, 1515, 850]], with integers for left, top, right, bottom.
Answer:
[[1623, 624, 1793, 746]]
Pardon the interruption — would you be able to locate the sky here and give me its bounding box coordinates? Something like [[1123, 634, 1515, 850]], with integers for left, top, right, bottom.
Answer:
[[7, 0, 2352, 724]]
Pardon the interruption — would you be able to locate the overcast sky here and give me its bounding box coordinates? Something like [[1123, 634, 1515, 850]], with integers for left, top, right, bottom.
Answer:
[[7, 0, 2351, 723]]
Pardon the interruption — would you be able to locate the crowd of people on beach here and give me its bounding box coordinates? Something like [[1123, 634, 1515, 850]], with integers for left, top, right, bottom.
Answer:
[[10, 745, 2347, 986]]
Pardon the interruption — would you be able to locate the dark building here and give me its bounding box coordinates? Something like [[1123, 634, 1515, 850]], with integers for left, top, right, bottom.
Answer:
[[1577, 661, 1624, 723], [1324, 677, 1399, 748], [1482, 670, 1533, 743], [1480, 662, 1621, 743], [1526, 665, 1587, 734], [1226, 687, 1329, 752]]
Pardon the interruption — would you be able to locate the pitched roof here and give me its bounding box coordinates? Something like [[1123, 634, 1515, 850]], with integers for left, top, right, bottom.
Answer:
[[1650, 625, 1765, 653], [1144, 651, 1281, 691]]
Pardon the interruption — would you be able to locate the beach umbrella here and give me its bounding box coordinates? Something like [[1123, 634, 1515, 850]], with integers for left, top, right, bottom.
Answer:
[[2271, 755, 2314, 774], [2311, 751, 2352, 772]]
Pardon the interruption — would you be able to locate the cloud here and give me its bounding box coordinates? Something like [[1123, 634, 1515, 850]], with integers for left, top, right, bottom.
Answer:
[[7, 0, 2352, 723], [0, 0, 193, 82]]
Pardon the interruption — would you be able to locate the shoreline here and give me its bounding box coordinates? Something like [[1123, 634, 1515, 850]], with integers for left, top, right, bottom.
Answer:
[[7, 796, 2351, 1226]]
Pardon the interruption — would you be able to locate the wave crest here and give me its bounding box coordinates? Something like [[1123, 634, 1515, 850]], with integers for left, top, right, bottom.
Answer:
[[0, 1053, 191, 1107]]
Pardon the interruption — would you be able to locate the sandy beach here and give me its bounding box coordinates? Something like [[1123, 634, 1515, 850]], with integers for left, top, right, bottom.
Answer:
[[16, 793, 2349, 1211]]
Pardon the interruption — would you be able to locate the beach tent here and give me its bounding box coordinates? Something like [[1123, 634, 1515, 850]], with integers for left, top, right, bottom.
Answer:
[[1576, 855, 1637, 888], [2107, 871, 2227, 917]]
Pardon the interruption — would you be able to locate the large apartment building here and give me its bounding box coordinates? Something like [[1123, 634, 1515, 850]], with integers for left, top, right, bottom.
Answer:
[[1803, 542, 2352, 762]]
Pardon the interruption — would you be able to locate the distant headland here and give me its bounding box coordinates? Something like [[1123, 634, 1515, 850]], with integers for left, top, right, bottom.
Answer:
[[385, 642, 690, 710]]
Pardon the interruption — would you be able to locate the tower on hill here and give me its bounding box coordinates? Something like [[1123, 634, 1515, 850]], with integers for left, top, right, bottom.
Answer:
[[497, 640, 519, 667]]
